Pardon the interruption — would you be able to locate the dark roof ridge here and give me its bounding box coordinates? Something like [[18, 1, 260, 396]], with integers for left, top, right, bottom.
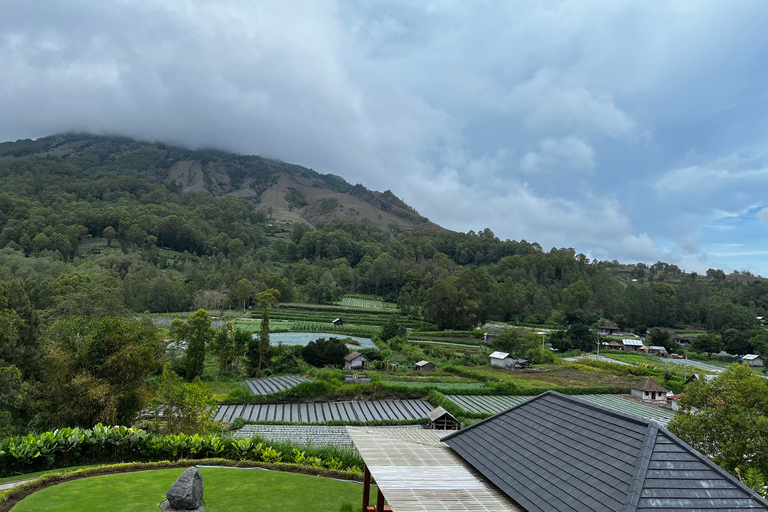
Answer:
[[442, 390, 650, 443], [622, 423, 657, 512]]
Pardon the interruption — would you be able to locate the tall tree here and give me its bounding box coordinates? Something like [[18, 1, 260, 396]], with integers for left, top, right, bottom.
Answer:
[[254, 289, 280, 378], [185, 309, 214, 381]]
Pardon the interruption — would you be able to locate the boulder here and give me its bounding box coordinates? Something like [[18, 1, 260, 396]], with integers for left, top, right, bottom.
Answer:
[[166, 467, 204, 510]]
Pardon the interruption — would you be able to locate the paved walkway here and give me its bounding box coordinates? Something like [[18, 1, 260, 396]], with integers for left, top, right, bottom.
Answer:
[[0, 478, 32, 491]]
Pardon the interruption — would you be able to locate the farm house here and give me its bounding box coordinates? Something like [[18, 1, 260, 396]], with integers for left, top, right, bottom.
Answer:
[[344, 351, 369, 370], [598, 322, 620, 336], [332, 318, 344, 327], [426, 406, 459, 430], [621, 339, 645, 351], [489, 351, 514, 367], [631, 377, 668, 402], [413, 360, 436, 372], [743, 354, 764, 367]]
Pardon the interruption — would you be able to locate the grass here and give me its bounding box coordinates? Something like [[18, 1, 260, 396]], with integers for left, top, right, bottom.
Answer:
[[0, 465, 96, 485], [11, 467, 375, 512], [452, 364, 641, 389]]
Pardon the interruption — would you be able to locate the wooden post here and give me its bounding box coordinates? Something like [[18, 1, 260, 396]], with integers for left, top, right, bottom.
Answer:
[[362, 465, 371, 511], [376, 488, 385, 512]]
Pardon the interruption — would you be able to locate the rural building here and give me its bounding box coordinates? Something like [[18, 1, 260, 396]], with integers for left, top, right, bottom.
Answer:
[[597, 322, 620, 336], [413, 360, 436, 372], [489, 351, 514, 367], [344, 351, 369, 370], [483, 329, 500, 343], [743, 354, 764, 367], [648, 345, 668, 356], [603, 341, 622, 350], [332, 318, 344, 327], [621, 338, 644, 351], [631, 377, 668, 402], [347, 392, 768, 512], [426, 406, 460, 430]]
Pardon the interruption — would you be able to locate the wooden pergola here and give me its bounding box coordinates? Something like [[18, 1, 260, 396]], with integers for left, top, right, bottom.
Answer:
[[347, 427, 523, 512]]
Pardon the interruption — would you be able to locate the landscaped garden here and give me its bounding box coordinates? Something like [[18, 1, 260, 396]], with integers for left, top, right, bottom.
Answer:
[[9, 466, 373, 512]]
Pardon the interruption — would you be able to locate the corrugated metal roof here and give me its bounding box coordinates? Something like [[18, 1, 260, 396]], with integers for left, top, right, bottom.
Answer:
[[215, 399, 433, 423], [245, 375, 309, 395], [648, 345, 667, 351], [489, 351, 510, 359], [444, 393, 675, 424], [744, 354, 762, 360], [442, 392, 768, 512], [347, 427, 523, 512], [413, 360, 433, 367], [622, 338, 644, 346]]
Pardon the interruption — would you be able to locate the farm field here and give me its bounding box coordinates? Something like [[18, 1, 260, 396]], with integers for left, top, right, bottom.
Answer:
[[382, 381, 487, 390], [245, 375, 311, 395], [10, 466, 374, 512], [459, 365, 640, 389], [338, 297, 384, 308], [234, 319, 382, 336], [445, 394, 675, 425], [215, 399, 434, 423]]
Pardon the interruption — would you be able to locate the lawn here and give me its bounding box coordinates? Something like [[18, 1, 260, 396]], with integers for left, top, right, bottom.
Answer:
[[11, 467, 373, 512]]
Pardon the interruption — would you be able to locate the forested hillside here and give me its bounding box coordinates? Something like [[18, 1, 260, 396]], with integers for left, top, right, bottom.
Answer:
[[0, 138, 764, 336]]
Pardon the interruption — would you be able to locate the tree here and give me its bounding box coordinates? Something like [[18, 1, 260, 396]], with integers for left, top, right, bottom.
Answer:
[[568, 324, 596, 352], [668, 364, 768, 474], [302, 337, 349, 368], [381, 315, 406, 342], [185, 309, 214, 381], [235, 278, 253, 311], [549, 330, 571, 352], [149, 366, 216, 434], [648, 328, 673, 353], [254, 289, 280, 378], [492, 328, 539, 357], [103, 226, 116, 247], [692, 332, 722, 357], [723, 328, 750, 357]]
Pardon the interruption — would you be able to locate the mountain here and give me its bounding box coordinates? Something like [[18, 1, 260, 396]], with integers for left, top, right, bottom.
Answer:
[[0, 133, 445, 233]]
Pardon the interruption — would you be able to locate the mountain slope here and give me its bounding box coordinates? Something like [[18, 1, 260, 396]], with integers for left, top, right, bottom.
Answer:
[[0, 133, 445, 232]]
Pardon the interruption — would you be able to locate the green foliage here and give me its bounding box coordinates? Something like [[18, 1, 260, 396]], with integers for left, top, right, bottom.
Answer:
[[28, 317, 161, 429], [302, 338, 352, 368], [0, 425, 363, 477], [692, 332, 723, 356], [669, 364, 768, 475], [492, 328, 540, 356], [148, 366, 217, 434], [380, 315, 406, 342], [285, 187, 308, 208], [184, 310, 214, 380]]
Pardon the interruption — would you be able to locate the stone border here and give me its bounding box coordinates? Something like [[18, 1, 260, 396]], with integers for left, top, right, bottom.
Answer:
[[0, 459, 363, 512]]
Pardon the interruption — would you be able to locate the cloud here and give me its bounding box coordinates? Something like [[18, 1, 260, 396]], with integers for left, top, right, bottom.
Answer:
[[504, 70, 636, 138], [520, 136, 595, 174]]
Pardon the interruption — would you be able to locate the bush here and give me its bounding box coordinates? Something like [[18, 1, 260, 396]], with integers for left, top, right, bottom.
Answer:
[[0, 424, 363, 477]]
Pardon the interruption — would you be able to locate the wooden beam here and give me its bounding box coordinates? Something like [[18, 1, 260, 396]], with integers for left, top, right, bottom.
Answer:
[[362, 465, 371, 512]]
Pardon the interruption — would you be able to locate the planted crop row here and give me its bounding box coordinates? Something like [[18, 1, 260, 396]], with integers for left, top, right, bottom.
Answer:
[[0, 424, 361, 477], [290, 321, 381, 335], [338, 297, 384, 308]]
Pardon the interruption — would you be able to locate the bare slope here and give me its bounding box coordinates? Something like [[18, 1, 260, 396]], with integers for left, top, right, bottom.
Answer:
[[0, 133, 446, 233]]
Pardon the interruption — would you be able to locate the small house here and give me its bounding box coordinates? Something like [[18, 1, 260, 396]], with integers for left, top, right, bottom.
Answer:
[[604, 341, 622, 351], [413, 360, 436, 372], [426, 406, 460, 430], [344, 351, 369, 370], [598, 322, 620, 336], [743, 354, 764, 367], [621, 338, 644, 352], [631, 377, 668, 402], [489, 351, 514, 368], [483, 330, 500, 344], [648, 345, 668, 356], [332, 318, 344, 327]]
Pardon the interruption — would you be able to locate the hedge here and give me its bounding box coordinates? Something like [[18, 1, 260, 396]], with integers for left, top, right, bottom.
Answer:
[[0, 425, 362, 478]]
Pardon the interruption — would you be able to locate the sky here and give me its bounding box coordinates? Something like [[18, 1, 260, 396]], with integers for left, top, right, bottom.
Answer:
[[2, 1, 768, 275]]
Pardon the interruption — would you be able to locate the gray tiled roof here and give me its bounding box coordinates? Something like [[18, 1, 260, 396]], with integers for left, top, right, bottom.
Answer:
[[443, 391, 768, 512]]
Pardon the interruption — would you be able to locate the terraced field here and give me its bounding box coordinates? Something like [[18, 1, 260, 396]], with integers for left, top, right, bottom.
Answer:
[[215, 399, 434, 423], [445, 394, 676, 425], [245, 375, 310, 395], [382, 381, 487, 390], [339, 297, 384, 308]]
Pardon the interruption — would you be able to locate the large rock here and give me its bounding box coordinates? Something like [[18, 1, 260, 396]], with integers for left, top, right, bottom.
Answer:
[[166, 467, 204, 510]]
